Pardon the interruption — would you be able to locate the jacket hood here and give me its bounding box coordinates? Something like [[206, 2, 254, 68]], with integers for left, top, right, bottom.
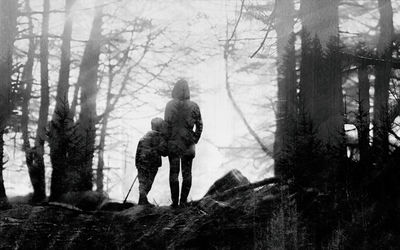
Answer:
[[151, 117, 165, 132], [171, 79, 190, 100]]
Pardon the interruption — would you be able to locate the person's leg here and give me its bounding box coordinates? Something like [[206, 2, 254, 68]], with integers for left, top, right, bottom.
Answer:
[[180, 155, 193, 205], [137, 168, 149, 205], [169, 155, 180, 207], [145, 167, 158, 194]]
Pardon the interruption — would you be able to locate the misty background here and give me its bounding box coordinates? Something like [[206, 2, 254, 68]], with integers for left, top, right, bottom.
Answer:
[[3, 0, 399, 205]]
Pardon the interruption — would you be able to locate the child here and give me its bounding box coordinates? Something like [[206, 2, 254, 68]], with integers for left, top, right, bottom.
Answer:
[[135, 117, 167, 205]]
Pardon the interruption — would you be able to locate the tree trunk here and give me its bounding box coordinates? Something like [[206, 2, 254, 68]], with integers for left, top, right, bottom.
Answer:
[[372, 0, 393, 161], [273, 0, 296, 178], [49, 0, 76, 201], [96, 122, 107, 192], [71, 1, 104, 191], [298, 1, 344, 246], [21, 0, 48, 203], [358, 62, 370, 164], [96, 65, 113, 192], [28, 0, 50, 203], [21, 0, 35, 152], [55, 0, 75, 113], [0, 0, 17, 208], [69, 83, 80, 118], [299, 0, 343, 149]]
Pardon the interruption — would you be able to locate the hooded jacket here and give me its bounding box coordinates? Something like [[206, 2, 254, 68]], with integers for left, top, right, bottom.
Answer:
[[164, 80, 203, 156], [135, 118, 168, 169]]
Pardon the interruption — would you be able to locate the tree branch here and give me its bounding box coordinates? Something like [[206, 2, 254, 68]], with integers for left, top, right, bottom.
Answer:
[[224, 24, 273, 157], [250, 0, 277, 58]]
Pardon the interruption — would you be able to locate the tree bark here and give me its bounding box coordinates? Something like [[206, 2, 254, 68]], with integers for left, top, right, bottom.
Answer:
[[49, 0, 76, 201], [0, 0, 18, 207], [71, 1, 104, 191], [273, 0, 296, 178], [372, 0, 393, 161]]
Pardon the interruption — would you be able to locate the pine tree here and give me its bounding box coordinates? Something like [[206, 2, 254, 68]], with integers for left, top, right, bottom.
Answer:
[[273, 0, 296, 178]]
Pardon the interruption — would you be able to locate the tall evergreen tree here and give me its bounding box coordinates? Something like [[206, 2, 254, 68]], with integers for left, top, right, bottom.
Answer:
[[299, 0, 343, 150], [273, 0, 296, 178]]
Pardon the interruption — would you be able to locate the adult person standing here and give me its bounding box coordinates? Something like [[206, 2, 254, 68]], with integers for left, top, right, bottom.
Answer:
[[165, 79, 203, 208]]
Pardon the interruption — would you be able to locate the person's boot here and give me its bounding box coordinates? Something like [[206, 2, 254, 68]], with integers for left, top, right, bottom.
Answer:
[[170, 181, 179, 208], [179, 200, 189, 208], [180, 180, 191, 207]]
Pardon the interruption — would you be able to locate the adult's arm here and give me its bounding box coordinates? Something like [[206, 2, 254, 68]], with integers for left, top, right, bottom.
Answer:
[[193, 103, 203, 144], [164, 101, 173, 140]]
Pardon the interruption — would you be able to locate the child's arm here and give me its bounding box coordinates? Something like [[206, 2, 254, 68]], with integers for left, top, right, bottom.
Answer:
[[135, 140, 144, 167]]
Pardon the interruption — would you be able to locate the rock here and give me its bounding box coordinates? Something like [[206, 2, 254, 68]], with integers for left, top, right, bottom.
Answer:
[[198, 197, 230, 213], [205, 169, 250, 197]]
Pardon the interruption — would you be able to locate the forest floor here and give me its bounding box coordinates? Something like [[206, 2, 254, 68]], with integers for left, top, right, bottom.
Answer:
[[0, 177, 279, 249]]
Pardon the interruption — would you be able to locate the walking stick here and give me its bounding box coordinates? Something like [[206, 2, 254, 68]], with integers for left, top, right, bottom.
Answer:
[[123, 175, 138, 204]]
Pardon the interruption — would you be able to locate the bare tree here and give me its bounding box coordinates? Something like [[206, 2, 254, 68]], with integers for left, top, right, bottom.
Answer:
[[96, 42, 131, 192], [96, 24, 167, 191], [224, 23, 273, 158]]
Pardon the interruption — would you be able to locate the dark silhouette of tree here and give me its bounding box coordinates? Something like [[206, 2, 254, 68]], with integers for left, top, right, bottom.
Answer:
[[0, 0, 18, 209], [299, 0, 343, 151], [49, 0, 77, 201], [21, 0, 35, 153], [70, 0, 104, 191], [20, 0, 45, 202], [26, 0, 50, 203], [356, 43, 372, 165], [372, 0, 393, 161], [273, 0, 296, 178]]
